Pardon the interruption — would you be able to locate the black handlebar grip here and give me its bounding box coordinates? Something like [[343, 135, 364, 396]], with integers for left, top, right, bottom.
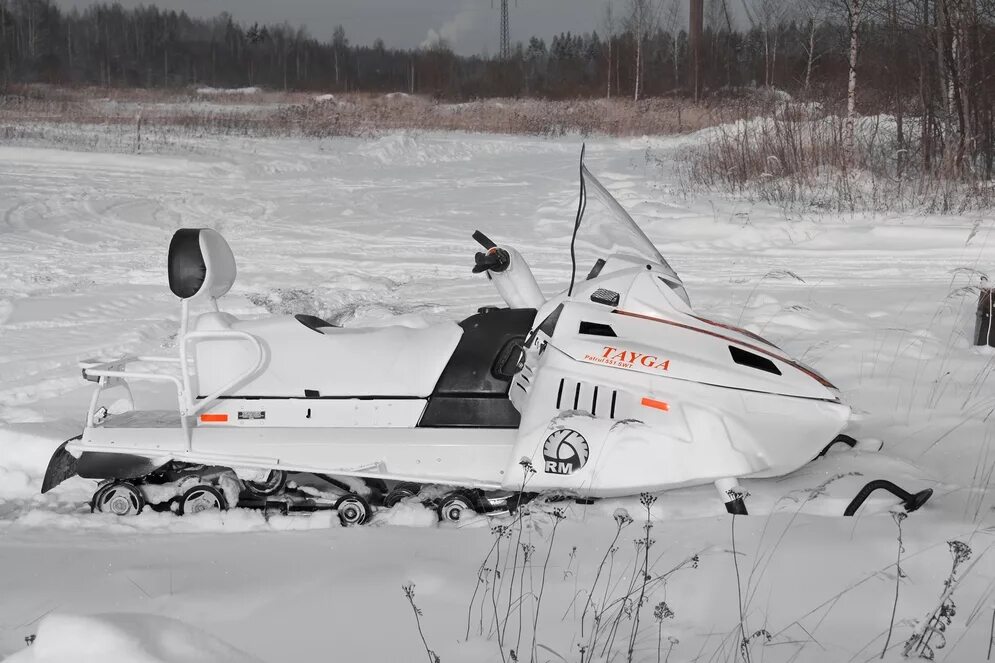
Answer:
[[472, 230, 496, 250], [472, 248, 510, 274]]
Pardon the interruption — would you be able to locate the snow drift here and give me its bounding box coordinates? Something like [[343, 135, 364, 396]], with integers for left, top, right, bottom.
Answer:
[[7, 613, 263, 663]]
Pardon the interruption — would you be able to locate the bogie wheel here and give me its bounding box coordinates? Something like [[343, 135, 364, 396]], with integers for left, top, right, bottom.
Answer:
[[243, 470, 287, 497], [437, 490, 477, 524], [335, 494, 372, 527], [178, 484, 229, 515], [92, 481, 145, 516], [383, 482, 422, 508]]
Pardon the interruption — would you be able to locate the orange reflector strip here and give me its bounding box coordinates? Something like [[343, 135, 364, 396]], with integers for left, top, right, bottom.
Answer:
[[200, 413, 228, 423], [640, 397, 669, 412]]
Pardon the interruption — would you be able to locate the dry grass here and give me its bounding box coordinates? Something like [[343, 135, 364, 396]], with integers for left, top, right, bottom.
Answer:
[[0, 84, 752, 142], [6, 85, 989, 214]]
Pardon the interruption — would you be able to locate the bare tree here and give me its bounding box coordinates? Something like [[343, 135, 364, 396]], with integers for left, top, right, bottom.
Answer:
[[332, 24, 347, 89], [798, 0, 827, 91], [934, 0, 973, 172], [603, 1, 616, 98], [661, 0, 682, 91], [627, 0, 657, 101], [690, 0, 703, 99], [828, 0, 870, 162], [756, 0, 788, 87]]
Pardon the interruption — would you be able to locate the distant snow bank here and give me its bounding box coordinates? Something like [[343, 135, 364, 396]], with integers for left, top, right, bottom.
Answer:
[[6, 613, 264, 663], [194, 86, 261, 95]]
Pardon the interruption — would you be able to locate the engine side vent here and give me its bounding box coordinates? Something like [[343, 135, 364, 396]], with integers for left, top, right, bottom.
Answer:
[[579, 321, 617, 337], [556, 378, 617, 418], [591, 288, 620, 306], [729, 346, 782, 375]]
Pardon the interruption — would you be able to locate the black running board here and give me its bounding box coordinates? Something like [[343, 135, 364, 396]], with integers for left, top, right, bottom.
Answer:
[[844, 480, 934, 517]]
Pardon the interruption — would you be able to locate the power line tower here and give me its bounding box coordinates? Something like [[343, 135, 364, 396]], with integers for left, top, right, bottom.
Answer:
[[493, 0, 511, 59]]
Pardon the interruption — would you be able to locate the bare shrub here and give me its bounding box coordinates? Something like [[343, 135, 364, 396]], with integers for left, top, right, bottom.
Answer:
[[677, 104, 995, 213]]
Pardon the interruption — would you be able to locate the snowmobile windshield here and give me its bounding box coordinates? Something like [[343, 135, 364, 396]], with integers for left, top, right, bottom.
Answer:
[[571, 164, 690, 307]]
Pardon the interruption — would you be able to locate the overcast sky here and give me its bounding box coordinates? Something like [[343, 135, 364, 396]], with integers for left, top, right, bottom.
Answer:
[[55, 0, 662, 56]]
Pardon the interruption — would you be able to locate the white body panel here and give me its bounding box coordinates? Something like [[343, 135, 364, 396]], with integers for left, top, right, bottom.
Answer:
[[196, 398, 428, 427], [77, 420, 514, 488], [194, 313, 462, 398]]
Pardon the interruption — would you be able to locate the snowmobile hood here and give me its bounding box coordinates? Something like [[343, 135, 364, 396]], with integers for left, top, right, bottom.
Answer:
[[609, 308, 840, 400], [539, 284, 841, 403]]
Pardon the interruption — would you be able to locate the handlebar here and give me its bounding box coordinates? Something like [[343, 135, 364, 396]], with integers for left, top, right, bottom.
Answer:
[[472, 230, 496, 250], [471, 230, 510, 274]]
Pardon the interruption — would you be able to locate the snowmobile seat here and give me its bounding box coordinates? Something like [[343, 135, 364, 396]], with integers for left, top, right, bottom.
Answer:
[[193, 312, 463, 398], [166, 228, 464, 399]]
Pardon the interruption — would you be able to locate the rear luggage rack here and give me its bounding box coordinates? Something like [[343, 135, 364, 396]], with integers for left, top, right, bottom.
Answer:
[[78, 323, 266, 450]]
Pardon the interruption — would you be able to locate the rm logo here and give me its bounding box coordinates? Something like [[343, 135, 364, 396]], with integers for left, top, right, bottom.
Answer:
[[542, 429, 589, 475]]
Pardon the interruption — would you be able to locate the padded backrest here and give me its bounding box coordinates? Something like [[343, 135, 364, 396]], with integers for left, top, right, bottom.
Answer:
[[167, 228, 236, 301]]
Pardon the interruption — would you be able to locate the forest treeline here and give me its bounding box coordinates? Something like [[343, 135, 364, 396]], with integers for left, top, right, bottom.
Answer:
[[0, 0, 987, 103]]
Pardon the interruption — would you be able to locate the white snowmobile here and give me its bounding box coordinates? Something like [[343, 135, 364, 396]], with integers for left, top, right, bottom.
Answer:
[[42, 153, 933, 524]]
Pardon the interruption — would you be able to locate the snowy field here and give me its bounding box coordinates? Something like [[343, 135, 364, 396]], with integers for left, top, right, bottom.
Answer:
[[1, 127, 994, 662]]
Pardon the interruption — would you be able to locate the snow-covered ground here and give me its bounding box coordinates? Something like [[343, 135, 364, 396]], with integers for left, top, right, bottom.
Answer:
[[1, 128, 994, 662]]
